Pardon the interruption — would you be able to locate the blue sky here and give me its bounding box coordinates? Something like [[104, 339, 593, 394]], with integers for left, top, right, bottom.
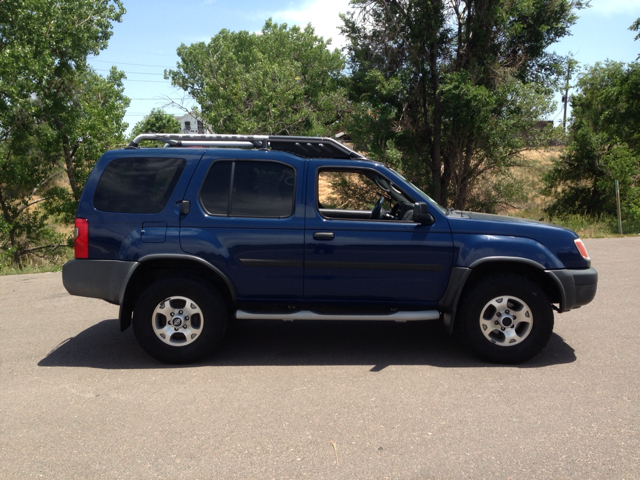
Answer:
[[88, 0, 640, 133]]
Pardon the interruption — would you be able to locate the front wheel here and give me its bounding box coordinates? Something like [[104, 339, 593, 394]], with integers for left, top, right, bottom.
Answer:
[[133, 277, 227, 364], [457, 274, 554, 364]]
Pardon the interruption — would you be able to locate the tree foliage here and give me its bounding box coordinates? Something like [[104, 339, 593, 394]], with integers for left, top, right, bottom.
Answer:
[[166, 19, 348, 136], [0, 0, 128, 266], [130, 108, 181, 147], [544, 60, 640, 228], [341, 0, 586, 210], [0, 0, 125, 138], [631, 17, 640, 41]]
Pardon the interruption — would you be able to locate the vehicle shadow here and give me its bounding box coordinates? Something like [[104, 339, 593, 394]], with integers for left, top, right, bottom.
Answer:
[[38, 318, 576, 370]]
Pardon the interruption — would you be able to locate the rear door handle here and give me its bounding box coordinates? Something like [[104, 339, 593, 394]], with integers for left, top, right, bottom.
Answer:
[[313, 232, 335, 240], [178, 200, 190, 215]]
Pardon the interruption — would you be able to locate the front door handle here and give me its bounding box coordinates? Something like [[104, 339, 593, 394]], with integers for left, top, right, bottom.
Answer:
[[313, 232, 335, 240]]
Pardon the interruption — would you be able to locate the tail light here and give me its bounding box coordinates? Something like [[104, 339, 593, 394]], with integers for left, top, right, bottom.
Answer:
[[74, 218, 89, 259], [574, 238, 590, 261]]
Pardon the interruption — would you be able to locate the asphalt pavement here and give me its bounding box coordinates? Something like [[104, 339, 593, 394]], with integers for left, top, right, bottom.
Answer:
[[1, 237, 639, 479]]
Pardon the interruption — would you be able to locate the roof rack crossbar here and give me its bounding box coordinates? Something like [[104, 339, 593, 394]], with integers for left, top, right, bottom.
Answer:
[[126, 133, 364, 159]]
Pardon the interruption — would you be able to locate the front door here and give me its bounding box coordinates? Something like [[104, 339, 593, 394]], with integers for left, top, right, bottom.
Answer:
[[304, 161, 453, 306]]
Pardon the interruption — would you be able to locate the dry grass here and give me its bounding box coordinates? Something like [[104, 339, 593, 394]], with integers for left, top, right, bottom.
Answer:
[[506, 147, 561, 214]]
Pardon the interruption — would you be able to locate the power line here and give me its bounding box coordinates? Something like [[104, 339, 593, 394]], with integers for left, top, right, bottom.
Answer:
[[126, 113, 184, 115], [128, 98, 191, 100], [89, 59, 174, 68], [94, 68, 165, 76], [126, 111, 188, 114], [93, 48, 178, 57], [122, 79, 172, 83]]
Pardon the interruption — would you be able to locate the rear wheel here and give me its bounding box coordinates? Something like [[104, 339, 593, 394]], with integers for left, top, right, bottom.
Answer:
[[457, 273, 554, 364], [133, 277, 227, 364]]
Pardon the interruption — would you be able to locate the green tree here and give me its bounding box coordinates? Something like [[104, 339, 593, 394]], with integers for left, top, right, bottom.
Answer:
[[544, 60, 640, 228], [130, 108, 182, 147], [166, 19, 348, 136], [0, 0, 127, 266], [42, 66, 130, 222], [341, 0, 586, 210], [1, 0, 125, 140], [631, 17, 640, 58], [631, 17, 640, 40]]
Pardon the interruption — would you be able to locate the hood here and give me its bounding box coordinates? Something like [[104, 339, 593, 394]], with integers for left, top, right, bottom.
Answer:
[[446, 210, 578, 240]]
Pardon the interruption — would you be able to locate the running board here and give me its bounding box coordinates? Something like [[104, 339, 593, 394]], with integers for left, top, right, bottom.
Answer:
[[235, 310, 440, 322]]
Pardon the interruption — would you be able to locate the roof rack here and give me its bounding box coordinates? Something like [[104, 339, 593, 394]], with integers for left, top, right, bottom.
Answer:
[[126, 134, 365, 160]]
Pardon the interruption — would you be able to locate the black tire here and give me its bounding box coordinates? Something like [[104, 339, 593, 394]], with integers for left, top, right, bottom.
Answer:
[[132, 277, 227, 364], [457, 273, 554, 364]]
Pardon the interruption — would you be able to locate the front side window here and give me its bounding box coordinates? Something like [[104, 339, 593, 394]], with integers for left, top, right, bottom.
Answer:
[[200, 160, 295, 218], [318, 169, 415, 221], [93, 157, 186, 214]]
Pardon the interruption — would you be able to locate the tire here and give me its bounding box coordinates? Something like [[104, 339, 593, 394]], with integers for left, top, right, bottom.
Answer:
[[457, 273, 554, 364], [132, 277, 227, 364]]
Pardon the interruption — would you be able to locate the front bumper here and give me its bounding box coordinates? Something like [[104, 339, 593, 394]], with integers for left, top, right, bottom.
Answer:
[[546, 267, 598, 312], [62, 259, 137, 305]]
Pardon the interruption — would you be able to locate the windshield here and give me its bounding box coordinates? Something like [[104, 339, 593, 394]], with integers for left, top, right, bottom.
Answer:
[[388, 168, 447, 214]]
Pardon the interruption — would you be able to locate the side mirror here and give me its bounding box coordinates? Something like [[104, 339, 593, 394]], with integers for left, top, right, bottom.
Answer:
[[413, 202, 435, 225]]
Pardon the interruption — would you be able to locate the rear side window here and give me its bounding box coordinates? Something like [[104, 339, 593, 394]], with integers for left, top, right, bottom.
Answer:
[[199, 161, 232, 215], [200, 160, 295, 218], [94, 158, 186, 213]]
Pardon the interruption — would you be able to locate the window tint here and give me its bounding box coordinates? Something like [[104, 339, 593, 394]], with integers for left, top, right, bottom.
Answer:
[[199, 160, 295, 218], [231, 162, 295, 217], [93, 157, 186, 214], [200, 161, 232, 215]]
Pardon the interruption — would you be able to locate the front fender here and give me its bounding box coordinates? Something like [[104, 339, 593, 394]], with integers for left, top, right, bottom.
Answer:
[[453, 234, 565, 269]]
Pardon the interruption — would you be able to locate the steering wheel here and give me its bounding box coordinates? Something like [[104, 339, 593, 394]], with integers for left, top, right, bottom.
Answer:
[[370, 196, 385, 219]]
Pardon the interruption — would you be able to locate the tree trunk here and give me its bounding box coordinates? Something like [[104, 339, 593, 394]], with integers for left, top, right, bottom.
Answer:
[[0, 189, 21, 265], [53, 116, 79, 197], [62, 134, 79, 197], [454, 138, 475, 210], [428, 41, 443, 205]]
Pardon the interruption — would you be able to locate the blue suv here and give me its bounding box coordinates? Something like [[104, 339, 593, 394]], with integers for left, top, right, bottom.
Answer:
[[62, 134, 598, 364]]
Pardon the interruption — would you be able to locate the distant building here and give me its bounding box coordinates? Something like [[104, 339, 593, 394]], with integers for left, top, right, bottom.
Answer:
[[535, 120, 554, 132], [174, 113, 212, 134]]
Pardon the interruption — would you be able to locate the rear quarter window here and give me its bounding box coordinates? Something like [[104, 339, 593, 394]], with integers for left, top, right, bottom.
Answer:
[[93, 157, 186, 214]]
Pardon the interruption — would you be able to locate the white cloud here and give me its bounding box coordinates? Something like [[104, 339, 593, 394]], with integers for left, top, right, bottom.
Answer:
[[587, 0, 640, 15], [272, 0, 352, 49]]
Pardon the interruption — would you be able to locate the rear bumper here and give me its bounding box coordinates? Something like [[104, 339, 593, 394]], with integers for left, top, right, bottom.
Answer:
[[62, 259, 137, 305], [546, 267, 598, 312]]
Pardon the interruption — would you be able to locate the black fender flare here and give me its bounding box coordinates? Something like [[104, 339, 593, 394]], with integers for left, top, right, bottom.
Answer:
[[118, 254, 237, 331], [438, 257, 568, 334]]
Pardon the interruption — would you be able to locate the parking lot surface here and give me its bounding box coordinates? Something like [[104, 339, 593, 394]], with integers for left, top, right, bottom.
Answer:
[[1, 237, 639, 479]]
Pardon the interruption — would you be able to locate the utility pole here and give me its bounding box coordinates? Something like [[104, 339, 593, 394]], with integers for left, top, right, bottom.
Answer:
[[615, 180, 623, 235], [562, 54, 577, 132], [562, 85, 569, 131]]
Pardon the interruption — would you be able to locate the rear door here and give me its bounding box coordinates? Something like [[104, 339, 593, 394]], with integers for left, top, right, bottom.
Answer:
[[180, 151, 306, 301]]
